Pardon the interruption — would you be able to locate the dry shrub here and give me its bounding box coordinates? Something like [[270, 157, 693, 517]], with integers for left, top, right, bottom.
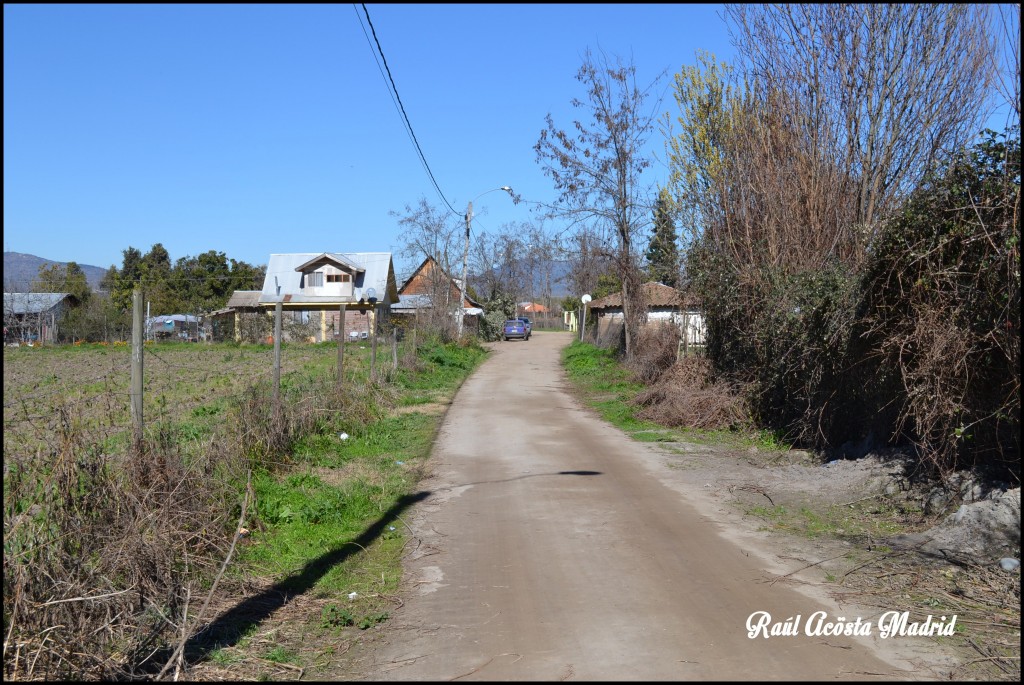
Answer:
[[3, 345, 407, 681], [631, 355, 749, 430], [233, 377, 387, 468], [625, 323, 681, 385], [861, 131, 1020, 482], [3, 403, 242, 680]]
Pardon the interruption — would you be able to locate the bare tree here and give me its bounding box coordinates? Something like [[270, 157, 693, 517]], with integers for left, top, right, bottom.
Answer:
[[469, 223, 526, 304], [990, 3, 1021, 123], [724, 4, 998, 237], [556, 224, 614, 306], [392, 198, 462, 338], [666, 5, 1009, 450], [535, 49, 664, 359], [524, 221, 560, 318], [393, 198, 460, 279]]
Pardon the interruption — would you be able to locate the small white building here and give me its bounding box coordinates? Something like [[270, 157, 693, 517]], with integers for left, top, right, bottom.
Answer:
[[586, 282, 705, 348]]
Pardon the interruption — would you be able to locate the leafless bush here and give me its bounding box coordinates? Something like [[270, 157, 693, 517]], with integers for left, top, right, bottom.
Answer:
[[3, 403, 242, 680], [631, 356, 749, 430], [625, 323, 681, 385]]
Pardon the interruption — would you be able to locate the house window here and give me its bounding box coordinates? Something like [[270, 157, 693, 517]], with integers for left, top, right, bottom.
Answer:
[[306, 271, 323, 288], [327, 273, 351, 283]]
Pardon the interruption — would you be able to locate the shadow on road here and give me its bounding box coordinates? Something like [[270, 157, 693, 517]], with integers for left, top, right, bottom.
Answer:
[[173, 490, 431, 665], [156, 472, 600, 673], [439, 470, 604, 490]]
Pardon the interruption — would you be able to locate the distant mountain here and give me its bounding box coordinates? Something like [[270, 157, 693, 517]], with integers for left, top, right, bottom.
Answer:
[[528, 259, 574, 299], [471, 258, 575, 300], [3, 252, 109, 292]]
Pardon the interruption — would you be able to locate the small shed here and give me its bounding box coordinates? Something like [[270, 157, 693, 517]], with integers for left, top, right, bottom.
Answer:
[[210, 290, 265, 342], [146, 314, 202, 342], [3, 292, 76, 344]]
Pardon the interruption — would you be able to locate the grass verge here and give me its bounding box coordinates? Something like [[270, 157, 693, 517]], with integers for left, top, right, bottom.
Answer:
[[190, 335, 488, 680], [561, 340, 785, 450]]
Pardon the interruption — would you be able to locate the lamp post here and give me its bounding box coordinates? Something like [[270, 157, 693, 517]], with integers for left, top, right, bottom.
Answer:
[[459, 186, 516, 338], [580, 294, 591, 342]]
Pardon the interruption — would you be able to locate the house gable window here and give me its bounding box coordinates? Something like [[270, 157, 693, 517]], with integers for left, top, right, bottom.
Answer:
[[302, 267, 354, 296]]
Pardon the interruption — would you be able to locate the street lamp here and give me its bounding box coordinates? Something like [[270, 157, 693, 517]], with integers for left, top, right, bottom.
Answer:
[[580, 294, 591, 342], [459, 185, 516, 338]]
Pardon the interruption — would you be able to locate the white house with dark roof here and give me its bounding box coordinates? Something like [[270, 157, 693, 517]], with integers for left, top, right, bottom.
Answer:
[[256, 252, 399, 342], [587, 281, 705, 348]]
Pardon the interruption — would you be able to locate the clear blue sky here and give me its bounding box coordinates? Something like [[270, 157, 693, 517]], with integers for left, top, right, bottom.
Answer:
[[4, 4, 1014, 281], [3, 3, 738, 279]]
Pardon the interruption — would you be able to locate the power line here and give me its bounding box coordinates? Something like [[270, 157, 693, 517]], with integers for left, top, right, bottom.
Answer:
[[354, 4, 460, 217]]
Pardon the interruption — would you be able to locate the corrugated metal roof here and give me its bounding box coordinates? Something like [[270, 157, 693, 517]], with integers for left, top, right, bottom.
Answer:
[[3, 292, 71, 315], [259, 252, 398, 307], [391, 293, 435, 311], [225, 290, 262, 308]]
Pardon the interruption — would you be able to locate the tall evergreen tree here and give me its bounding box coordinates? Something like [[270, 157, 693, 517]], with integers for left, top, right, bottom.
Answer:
[[645, 187, 680, 287], [32, 262, 92, 304]]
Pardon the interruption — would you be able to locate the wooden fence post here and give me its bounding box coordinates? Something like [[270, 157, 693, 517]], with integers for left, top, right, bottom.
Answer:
[[130, 289, 144, 452], [392, 326, 398, 371], [337, 304, 346, 387], [273, 302, 282, 404]]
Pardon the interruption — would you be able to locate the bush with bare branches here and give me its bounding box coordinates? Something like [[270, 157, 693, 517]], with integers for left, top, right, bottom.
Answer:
[[3, 353, 394, 680], [860, 130, 1020, 482], [3, 404, 244, 680], [625, 323, 681, 385], [631, 355, 749, 430]]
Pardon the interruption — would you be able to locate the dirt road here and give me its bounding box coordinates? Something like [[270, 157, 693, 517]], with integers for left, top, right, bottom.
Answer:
[[350, 332, 955, 680]]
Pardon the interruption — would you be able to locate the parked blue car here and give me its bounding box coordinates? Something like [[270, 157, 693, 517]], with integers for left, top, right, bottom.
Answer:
[[503, 319, 529, 341]]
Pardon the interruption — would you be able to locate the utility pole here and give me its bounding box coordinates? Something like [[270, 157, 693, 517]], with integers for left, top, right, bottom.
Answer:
[[458, 186, 515, 338], [458, 201, 472, 339]]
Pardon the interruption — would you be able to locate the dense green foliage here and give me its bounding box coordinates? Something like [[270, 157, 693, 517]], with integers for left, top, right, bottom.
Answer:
[[102, 243, 265, 316], [26, 242, 265, 343], [477, 292, 517, 342], [644, 187, 681, 287]]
